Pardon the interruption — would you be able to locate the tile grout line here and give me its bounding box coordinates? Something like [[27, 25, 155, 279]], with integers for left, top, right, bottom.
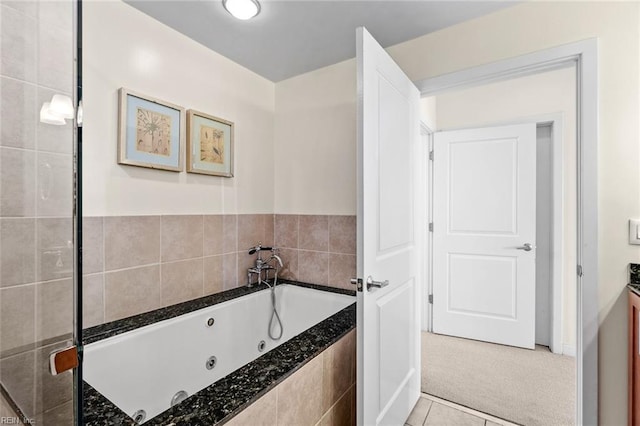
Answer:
[[421, 394, 518, 426], [421, 395, 434, 426]]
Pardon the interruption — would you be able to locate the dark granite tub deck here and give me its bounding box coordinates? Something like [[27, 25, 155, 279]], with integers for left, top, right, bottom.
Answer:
[[82, 281, 356, 425]]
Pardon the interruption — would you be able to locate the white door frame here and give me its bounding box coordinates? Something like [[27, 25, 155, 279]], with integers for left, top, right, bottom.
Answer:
[[414, 39, 598, 425]]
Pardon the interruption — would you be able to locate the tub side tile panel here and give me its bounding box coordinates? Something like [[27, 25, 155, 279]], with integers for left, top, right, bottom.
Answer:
[[226, 389, 277, 426], [329, 387, 353, 426], [104, 265, 161, 322], [350, 385, 356, 426], [322, 330, 356, 412], [318, 409, 333, 426], [277, 354, 323, 426]]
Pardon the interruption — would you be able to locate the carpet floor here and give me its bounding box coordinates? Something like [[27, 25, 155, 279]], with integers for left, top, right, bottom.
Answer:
[[421, 332, 575, 426]]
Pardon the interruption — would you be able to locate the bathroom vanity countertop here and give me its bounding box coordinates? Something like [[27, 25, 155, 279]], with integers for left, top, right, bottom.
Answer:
[[82, 281, 356, 425], [628, 283, 640, 298]]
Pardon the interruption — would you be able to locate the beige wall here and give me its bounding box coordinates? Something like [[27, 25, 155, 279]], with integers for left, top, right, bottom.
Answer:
[[84, 1, 275, 216], [433, 67, 577, 349], [273, 2, 640, 423], [274, 59, 357, 215]]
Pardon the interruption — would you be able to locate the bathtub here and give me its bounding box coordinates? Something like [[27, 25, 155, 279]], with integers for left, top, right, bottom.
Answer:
[[83, 283, 355, 423]]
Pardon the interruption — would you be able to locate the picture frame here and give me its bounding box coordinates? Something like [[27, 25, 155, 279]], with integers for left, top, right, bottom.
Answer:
[[117, 88, 185, 172], [186, 109, 234, 177]]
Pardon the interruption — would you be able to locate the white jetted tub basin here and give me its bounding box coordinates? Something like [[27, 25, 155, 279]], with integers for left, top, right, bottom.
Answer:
[[83, 284, 354, 423]]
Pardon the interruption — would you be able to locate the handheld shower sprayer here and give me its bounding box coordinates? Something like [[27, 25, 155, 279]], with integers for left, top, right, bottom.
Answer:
[[246, 245, 284, 341]]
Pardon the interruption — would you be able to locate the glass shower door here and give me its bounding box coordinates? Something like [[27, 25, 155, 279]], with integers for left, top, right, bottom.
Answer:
[[0, 0, 81, 424]]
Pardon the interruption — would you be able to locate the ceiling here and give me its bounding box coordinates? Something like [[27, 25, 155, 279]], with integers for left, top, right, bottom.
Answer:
[[125, 0, 517, 82]]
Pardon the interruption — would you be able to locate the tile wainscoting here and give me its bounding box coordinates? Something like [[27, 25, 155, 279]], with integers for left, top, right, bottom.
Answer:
[[82, 214, 356, 327], [275, 215, 356, 290]]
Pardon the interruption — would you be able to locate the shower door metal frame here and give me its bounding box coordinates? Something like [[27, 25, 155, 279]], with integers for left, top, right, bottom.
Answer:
[[72, 0, 84, 423]]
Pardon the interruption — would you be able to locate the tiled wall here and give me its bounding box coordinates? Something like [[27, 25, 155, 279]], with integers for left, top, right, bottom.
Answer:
[[0, 0, 75, 423], [275, 215, 357, 291], [83, 213, 357, 326], [83, 214, 275, 324], [227, 329, 356, 426]]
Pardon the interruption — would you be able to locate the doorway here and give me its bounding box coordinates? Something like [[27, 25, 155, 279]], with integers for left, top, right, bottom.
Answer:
[[420, 65, 577, 425]]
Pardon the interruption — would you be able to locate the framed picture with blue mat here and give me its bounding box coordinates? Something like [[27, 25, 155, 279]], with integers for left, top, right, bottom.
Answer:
[[186, 109, 234, 177], [118, 88, 185, 172]]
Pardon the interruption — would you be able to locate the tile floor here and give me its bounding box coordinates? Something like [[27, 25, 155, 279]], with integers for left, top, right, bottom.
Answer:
[[406, 394, 520, 426]]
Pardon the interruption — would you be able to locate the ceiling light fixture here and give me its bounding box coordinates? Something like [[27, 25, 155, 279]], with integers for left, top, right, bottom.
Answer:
[[222, 0, 260, 20]]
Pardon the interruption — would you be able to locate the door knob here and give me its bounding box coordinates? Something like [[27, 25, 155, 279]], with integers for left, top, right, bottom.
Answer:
[[366, 276, 389, 291], [516, 243, 533, 251]]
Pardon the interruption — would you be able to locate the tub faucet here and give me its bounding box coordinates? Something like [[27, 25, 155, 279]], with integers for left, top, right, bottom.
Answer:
[[247, 243, 281, 287]]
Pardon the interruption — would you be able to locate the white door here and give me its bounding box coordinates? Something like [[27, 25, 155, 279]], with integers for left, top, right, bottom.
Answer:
[[356, 27, 421, 425], [432, 123, 537, 349]]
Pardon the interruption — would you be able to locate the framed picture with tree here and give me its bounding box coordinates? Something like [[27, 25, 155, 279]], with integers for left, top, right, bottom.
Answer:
[[117, 88, 185, 172]]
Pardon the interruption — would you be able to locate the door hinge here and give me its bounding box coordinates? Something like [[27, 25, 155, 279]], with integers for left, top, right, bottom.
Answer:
[[428, 222, 433, 232], [428, 294, 433, 304], [429, 150, 434, 161], [577, 265, 583, 277]]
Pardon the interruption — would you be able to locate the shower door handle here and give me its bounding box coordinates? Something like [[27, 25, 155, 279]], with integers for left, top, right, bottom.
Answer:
[[366, 276, 389, 291], [49, 345, 78, 376]]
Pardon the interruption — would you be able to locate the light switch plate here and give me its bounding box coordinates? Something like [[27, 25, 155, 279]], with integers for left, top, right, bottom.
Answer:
[[630, 219, 640, 245]]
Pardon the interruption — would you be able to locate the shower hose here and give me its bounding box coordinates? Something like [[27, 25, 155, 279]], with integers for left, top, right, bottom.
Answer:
[[262, 270, 283, 340]]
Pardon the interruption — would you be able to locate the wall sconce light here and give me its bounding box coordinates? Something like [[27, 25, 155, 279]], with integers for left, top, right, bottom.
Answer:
[[40, 102, 66, 125], [50, 94, 75, 119], [39, 94, 74, 126]]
